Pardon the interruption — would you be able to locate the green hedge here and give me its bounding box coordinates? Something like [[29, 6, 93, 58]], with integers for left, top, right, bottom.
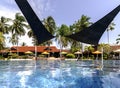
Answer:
[[66, 53, 75, 58]]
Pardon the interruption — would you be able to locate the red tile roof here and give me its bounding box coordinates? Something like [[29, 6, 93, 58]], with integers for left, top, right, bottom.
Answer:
[[110, 45, 120, 51], [10, 46, 61, 53]]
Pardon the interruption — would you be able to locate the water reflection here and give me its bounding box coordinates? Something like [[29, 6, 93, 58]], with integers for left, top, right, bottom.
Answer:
[[0, 60, 120, 88]]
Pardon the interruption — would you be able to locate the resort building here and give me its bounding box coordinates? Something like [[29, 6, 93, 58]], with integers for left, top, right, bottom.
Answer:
[[0, 46, 69, 58], [110, 45, 120, 51]]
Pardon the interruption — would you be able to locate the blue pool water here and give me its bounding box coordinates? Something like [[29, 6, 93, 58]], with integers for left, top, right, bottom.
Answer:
[[0, 60, 120, 88]]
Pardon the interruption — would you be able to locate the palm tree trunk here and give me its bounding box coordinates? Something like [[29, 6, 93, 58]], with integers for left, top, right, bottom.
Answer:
[[59, 35, 62, 58], [47, 42, 50, 58], [17, 40, 19, 57], [107, 29, 109, 44], [81, 43, 84, 60], [35, 45, 37, 60]]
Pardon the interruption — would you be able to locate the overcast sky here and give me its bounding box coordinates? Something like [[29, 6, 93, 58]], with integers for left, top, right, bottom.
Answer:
[[0, 0, 120, 47]]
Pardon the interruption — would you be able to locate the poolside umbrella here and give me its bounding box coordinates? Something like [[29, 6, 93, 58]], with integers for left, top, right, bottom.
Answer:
[[25, 51, 33, 54], [92, 50, 102, 60], [74, 51, 82, 59], [42, 51, 49, 55], [42, 51, 49, 57], [74, 51, 82, 54]]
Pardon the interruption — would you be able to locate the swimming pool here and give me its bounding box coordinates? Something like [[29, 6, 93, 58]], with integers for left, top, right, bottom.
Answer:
[[0, 60, 120, 88]]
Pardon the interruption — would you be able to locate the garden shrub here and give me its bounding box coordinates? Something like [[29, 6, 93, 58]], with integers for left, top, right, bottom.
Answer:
[[66, 53, 75, 58]]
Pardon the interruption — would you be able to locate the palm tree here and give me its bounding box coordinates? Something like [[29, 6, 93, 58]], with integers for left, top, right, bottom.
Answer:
[[27, 16, 56, 58], [0, 16, 11, 48], [85, 45, 94, 58], [27, 29, 39, 59], [43, 16, 56, 35], [27, 29, 37, 45], [28, 16, 56, 46], [0, 16, 11, 33], [71, 15, 91, 33], [56, 24, 70, 48], [98, 43, 111, 59], [98, 43, 110, 53], [107, 22, 115, 44], [42, 16, 56, 57], [42, 16, 56, 46], [0, 32, 5, 50], [69, 15, 91, 52], [9, 13, 29, 55], [9, 34, 18, 45], [116, 34, 120, 44], [55, 24, 71, 57]]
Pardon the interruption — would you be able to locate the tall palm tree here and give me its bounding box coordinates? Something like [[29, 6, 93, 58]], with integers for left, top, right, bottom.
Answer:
[[0, 16, 11, 33], [0, 16, 11, 49], [71, 15, 91, 33], [56, 24, 70, 48], [28, 16, 56, 46], [27, 29, 38, 46], [27, 16, 56, 58], [107, 22, 115, 44], [42, 16, 56, 46], [27, 29, 39, 59], [10, 13, 28, 40], [9, 13, 29, 55], [27, 29, 35, 45], [0, 32, 5, 50], [43, 16, 56, 35], [9, 34, 18, 45], [69, 15, 91, 52], [42, 16, 56, 57], [55, 24, 71, 57]]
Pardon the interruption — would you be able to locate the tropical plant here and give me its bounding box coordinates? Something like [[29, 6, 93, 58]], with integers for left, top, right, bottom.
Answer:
[[9, 13, 29, 55], [106, 22, 115, 44], [98, 43, 111, 53], [27, 29, 37, 45], [71, 15, 91, 33], [9, 13, 29, 45], [0, 16, 11, 48], [98, 43, 111, 59], [43, 16, 56, 35], [9, 34, 18, 45], [68, 15, 91, 52], [0, 16, 11, 33], [85, 45, 94, 58], [66, 53, 75, 58], [85, 45, 94, 52], [42, 16, 56, 46], [0, 32, 5, 50], [56, 24, 71, 48], [27, 16, 56, 46]]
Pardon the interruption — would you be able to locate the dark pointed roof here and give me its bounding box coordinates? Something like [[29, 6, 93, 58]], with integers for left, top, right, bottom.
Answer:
[[66, 5, 120, 45], [15, 0, 54, 44]]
